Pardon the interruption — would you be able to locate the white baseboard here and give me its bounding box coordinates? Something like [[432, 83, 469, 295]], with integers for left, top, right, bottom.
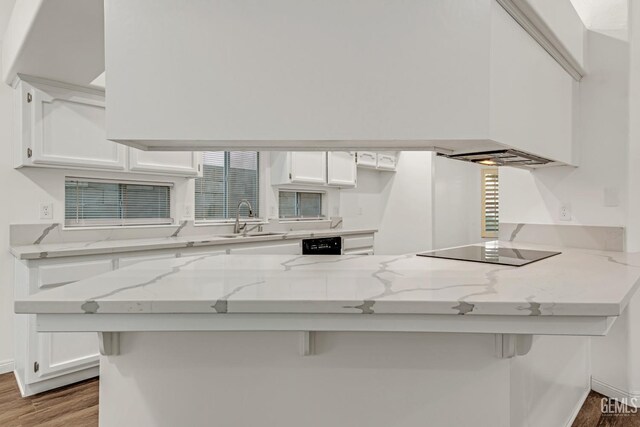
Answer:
[[592, 377, 640, 408], [565, 386, 591, 427], [15, 366, 99, 397], [0, 359, 14, 375]]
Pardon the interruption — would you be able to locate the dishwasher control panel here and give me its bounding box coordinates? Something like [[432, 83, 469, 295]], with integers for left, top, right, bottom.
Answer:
[[302, 237, 342, 255]]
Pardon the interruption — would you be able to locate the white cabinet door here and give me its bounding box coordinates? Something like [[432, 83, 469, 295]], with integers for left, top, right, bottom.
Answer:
[[356, 151, 377, 169], [377, 152, 398, 171], [230, 242, 301, 255], [343, 234, 375, 254], [327, 152, 357, 187], [28, 259, 112, 383], [128, 149, 202, 177], [23, 79, 126, 170], [290, 152, 327, 184]]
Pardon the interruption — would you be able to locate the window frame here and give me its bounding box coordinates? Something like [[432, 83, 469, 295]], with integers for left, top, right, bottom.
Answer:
[[194, 151, 265, 225], [64, 176, 175, 229], [277, 189, 327, 221], [481, 168, 499, 238]]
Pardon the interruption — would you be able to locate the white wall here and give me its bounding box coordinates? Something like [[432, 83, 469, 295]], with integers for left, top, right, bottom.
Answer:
[[432, 156, 483, 249], [340, 168, 385, 231], [342, 153, 434, 255], [373, 152, 433, 255], [0, 48, 13, 370], [617, 0, 640, 400], [500, 30, 629, 228]]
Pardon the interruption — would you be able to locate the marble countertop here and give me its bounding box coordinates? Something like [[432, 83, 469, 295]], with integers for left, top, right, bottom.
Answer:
[[15, 242, 640, 318], [9, 228, 376, 260]]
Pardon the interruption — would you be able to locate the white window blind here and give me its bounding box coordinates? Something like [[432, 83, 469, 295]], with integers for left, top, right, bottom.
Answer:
[[481, 168, 499, 238], [279, 191, 323, 219], [195, 152, 259, 221], [65, 178, 173, 227]]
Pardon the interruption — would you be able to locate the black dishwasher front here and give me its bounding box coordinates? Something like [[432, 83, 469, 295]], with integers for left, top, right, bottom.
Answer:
[[302, 237, 342, 255]]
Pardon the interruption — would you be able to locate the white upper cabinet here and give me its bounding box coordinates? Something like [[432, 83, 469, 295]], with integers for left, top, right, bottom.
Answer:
[[272, 152, 327, 185], [290, 152, 327, 184], [327, 152, 356, 187], [356, 152, 377, 169], [128, 150, 202, 177], [13, 76, 202, 177], [356, 151, 397, 172], [272, 152, 357, 187], [103, 0, 582, 165], [376, 152, 397, 171], [14, 78, 126, 171]]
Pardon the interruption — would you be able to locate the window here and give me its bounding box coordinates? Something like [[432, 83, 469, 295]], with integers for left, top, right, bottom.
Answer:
[[481, 168, 499, 238], [195, 152, 260, 221], [279, 191, 324, 219], [65, 178, 172, 227]]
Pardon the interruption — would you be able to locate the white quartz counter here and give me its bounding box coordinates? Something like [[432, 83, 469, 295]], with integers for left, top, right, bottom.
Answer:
[[15, 242, 640, 319], [9, 228, 376, 260]]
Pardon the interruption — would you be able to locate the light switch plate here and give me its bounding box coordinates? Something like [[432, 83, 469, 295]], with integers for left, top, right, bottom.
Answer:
[[559, 204, 571, 221], [40, 203, 53, 220]]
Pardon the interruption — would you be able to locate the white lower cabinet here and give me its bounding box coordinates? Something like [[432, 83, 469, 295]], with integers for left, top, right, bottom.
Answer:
[[343, 235, 375, 255], [32, 259, 112, 382], [14, 257, 112, 396]]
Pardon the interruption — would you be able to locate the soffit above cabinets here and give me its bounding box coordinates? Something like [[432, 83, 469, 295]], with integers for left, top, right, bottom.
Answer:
[[101, 0, 579, 167], [1, 0, 582, 168]]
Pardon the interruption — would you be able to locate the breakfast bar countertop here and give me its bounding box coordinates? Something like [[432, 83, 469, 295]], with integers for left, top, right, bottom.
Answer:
[[15, 242, 640, 319]]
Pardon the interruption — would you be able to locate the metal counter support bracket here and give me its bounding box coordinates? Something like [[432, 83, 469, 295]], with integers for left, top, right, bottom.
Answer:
[[494, 334, 533, 359], [98, 332, 120, 356], [299, 331, 315, 356]]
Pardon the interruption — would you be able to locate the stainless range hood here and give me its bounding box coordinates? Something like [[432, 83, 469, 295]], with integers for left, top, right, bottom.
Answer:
[[439, 149, 555, 169]]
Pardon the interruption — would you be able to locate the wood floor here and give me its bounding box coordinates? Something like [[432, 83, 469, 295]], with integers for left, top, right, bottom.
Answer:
[[1, 372, 639, 426], [572, 391, 640, 427], [0, 373, 98, 427]]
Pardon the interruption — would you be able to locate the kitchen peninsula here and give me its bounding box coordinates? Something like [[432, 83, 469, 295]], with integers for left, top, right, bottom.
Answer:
[[15, 242, 640, 427]]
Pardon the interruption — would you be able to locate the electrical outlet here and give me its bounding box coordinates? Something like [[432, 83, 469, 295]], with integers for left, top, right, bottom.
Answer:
[[40, 203, 53, 220], [559, 204, 571, 221]]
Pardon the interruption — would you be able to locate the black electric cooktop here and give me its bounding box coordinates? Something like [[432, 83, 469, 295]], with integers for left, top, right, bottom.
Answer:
[[417, 245, 561, 267]]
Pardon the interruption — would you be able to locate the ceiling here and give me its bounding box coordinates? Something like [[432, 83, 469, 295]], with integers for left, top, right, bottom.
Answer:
[[569, 0, 628, 30], [0, 0, 629, 53]]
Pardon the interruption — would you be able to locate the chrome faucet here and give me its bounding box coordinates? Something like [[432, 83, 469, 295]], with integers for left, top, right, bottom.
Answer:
[[234, 199, 254, 234]]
